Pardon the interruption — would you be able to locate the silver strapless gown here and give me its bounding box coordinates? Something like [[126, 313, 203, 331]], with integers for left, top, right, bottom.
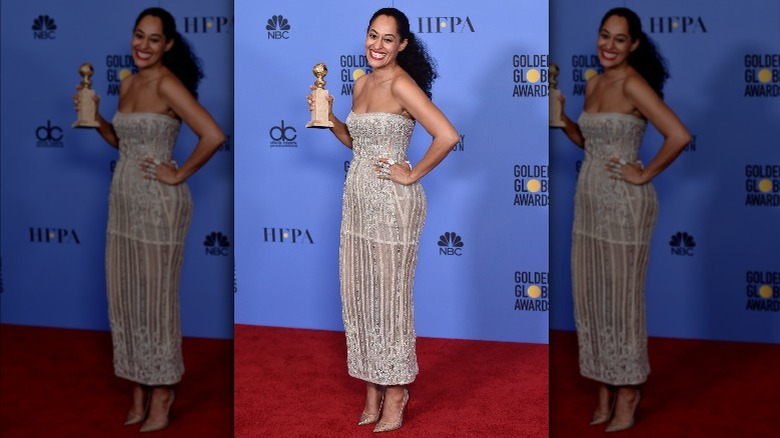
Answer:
[[106, 112, 192, 385], [572, 112, 658, 385], [340, 112, 426, 385]]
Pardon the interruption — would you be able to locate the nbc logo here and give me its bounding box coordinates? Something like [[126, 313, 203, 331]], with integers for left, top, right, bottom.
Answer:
[[32, 15, 57, 39], [266, 15, 290, 39], [204, 231, 230, 256], [669, 231, 695, 256], [437, 232, 463, 256]]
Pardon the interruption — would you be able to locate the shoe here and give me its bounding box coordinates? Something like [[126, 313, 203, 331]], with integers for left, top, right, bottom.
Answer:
[[139, 389, 176, 433], [605, 389, 641, 433], [358, 393, 385, 426], [124, 387, 150, 426], [373, 388, 409, 433], [124, 408, 149, 426], [590, 389, 616, 426]]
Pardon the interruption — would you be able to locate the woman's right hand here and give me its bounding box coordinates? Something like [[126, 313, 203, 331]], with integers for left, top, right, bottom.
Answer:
[[307, 85, 334, 114], [73, 85, 100, 114]]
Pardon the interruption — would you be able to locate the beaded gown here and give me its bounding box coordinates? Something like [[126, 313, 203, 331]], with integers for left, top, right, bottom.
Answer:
[[106, 112, 192, 385], [340, 111, 426, 385], [571, 112, 658, 385]]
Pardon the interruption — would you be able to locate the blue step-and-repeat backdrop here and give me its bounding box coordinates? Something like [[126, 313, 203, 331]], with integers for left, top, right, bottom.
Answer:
[[550, 0, 780, 344], [0, 0, 234, 339], [5, 0, 774, 347], [234, 0, 551, 344]]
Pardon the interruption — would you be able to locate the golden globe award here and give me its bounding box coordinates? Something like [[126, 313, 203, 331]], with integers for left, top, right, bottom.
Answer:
[[73, 63, 100, 128], [306, 63, 335, 128], [549, 63, 565, 128]]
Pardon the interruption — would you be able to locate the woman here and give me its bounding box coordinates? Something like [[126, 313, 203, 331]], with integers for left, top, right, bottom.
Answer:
[[308, 7, 458, 432], [558, 7, 690, 432], [74, 7, 224, 432]]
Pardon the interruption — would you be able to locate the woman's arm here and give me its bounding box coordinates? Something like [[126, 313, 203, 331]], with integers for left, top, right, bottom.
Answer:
[[308, 78, 356, 149], [94, 110, 120, 149], [618, 74, 691, 185], [559, 96, 585, 149], [559, 77, 598, 149], [152, 74, 225, 185], [326, 103, 352, 149], [386, 75, 459, 185]]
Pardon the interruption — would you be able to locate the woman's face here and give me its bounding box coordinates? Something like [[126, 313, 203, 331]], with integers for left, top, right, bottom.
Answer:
[[596, 15, 639, 69], [365, 15, 407, 70], [131, 15, 173, 70]]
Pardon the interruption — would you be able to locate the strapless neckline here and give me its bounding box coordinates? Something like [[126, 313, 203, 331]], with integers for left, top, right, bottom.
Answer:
[[115, 111, 179, 123], [580, 111, 645, 124]]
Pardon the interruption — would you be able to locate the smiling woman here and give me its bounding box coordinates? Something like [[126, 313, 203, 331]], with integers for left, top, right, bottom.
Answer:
[[306, 6, 459, 433], [72, 6, 224, 433], [555, 7, 691, 433]]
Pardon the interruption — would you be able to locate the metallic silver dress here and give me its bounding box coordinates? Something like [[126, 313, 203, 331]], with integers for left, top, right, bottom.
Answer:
[[106, 112, 192, 385], [571, 112, 658, 385], [340, 111, 426, 385]]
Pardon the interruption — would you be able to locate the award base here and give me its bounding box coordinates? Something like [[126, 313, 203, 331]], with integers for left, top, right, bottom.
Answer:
[[72, 121, 101, 129], [306, 88, 334, 129], [305, 120, 335, 129]]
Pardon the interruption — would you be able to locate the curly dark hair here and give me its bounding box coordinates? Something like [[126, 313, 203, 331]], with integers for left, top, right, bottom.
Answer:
[[134, 7, 203, 99], [600, 7, 669, 99], [368, 8, 438, 99]]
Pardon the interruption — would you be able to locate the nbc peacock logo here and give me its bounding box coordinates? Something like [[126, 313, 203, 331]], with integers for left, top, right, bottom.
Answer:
[[32, 15, 57, 39], [669, 231, 695, 256], [266, 15, 290, 39], [437, 232, 464, 256], [204, 231, 230, 256]]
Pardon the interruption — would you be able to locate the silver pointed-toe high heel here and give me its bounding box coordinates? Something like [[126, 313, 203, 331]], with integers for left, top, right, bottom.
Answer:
[[590, 389, 616, 426], [373, 388, 409, 433], [139, 389, 176, 433], [605, 389, 641, 433]]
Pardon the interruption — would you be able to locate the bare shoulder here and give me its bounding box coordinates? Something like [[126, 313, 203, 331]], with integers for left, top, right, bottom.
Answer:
[[117, 73, 135, 101], [584, 73, 600, 96], [352, 73, 368, 96], [390, 70, 424, 99], [622, 69, 653, 98], [354, 72, 368, 87], [157, 71, 188, 96]]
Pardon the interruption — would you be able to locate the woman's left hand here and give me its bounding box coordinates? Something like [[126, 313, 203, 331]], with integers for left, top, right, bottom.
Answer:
[[375, 157, 414, 185], [141, 157, 182, 185], [606, 158, 647, 185]]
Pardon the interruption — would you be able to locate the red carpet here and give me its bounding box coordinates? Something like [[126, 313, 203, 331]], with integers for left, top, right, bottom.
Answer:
[[234, 325, 548, 437], [550, 330, 780, 437], [0, 324, 232, 437]]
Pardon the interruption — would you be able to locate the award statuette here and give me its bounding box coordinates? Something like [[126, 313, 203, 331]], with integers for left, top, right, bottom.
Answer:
[[549, 63, 565, 128], [306, 63, 335, 129], [73, 63, 100, 128]]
